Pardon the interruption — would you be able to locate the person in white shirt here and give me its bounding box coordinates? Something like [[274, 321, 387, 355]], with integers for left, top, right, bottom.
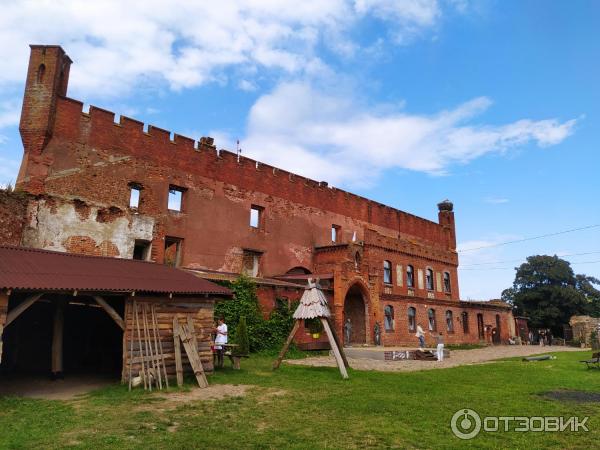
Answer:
[[214, 317, 228, 368], [415, 324, 425, 349], [434, 332, 445, 362]]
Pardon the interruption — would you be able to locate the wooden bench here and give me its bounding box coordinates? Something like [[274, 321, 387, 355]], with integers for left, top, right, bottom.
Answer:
[[226, 353, 249, 369], [580, 352, 600, 369]]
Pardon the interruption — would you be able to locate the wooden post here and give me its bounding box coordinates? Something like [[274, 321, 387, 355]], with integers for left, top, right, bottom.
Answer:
[[273, 320, 300, 370], [127, 300, 134, 391], [321, 318, 348, 379], [327, 317, 350, 369], [152, 305, 169, 389], [51, 299, 66, 376], [173, 318, 184, 387], [134, 302, 147, 390], [0, 291, 8, 364]]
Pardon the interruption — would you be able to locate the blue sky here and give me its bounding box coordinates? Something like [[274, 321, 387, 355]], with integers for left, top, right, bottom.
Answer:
[[0, 0, 598, 299]]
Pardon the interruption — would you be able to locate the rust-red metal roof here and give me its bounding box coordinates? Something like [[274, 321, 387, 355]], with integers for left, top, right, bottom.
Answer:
[[0, 246, 232, 296]]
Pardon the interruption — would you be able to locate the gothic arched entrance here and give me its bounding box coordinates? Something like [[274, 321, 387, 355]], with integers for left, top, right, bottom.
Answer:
[[343, 284, 367, 345]]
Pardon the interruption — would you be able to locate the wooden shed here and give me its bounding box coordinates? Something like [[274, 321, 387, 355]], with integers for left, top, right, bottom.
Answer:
[[0, 246, 231, 383]]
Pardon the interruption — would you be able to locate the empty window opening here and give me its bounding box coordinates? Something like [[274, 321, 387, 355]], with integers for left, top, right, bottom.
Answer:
[[132, 240, 151, 261], [428, 308, 437, 331], [242, 250, 262, 277], [383, 260, 392, 284], [250, 205, 263, 229], [331, 224, 341, 243], [352, 231, 357, 242], [384, 305, 394, 331], [164, 237, 182, 267], [443, 272, 451, 293], [406, 265, 414, 288], [446, 310, 454, 332], [408, 307, 416, 331], [37, 64, 46, 83], [168, 186, 184, 212], [462, 312, 469, 334], [426, 268, 434, 291], [129, 184, 142, 208]]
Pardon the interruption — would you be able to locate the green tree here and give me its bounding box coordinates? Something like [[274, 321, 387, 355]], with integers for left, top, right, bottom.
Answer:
[[575, 274, 600, 317], [235, 316, 250, 356], [501, 255, 590, 334]]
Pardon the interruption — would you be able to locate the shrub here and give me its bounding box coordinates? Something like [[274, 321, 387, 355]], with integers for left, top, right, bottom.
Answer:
[[235, 316, 250, 356], [214, 275, 296, 352]]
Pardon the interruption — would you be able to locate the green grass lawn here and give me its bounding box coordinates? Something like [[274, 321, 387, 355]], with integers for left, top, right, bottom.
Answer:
[[1, 350, 599, 449]]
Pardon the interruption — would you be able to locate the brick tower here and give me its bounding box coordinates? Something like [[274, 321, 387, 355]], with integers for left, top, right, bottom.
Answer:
[[17, 45, 72, 193]]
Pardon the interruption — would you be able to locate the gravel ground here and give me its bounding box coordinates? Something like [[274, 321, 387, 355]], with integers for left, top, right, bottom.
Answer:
[[285, 345, 586, 372]]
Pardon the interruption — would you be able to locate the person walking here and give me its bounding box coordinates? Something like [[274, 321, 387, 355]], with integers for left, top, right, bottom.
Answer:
[[416, 323, 426, 349], [435, 332, 445, 362], [214, 317, 228, 368]]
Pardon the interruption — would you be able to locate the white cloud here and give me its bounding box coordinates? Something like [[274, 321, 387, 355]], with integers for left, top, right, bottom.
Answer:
[[0, 99, 21, 128], [234, 82, 577, 187], [0, 0, 458, 98], [484, 197, 509, 204]]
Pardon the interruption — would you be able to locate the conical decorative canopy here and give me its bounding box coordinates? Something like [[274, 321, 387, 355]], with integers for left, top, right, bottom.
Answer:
[[293, 278, 331, 319]]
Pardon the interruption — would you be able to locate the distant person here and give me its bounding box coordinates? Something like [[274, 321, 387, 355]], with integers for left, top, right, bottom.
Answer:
[[214, 317, 228, 368], [344, 318, 352, 345], [434, 332, 445, 362], [415, 323, 426, 349], [539, 330, 545, 347]]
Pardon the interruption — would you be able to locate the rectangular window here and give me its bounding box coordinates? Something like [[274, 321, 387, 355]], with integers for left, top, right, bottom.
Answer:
[[417, 269, 424, 290], [250, 205, 263, 229], [168, 185, 184, 212], [132, 239, 151, 261], [331, 224, 341, 243], [242, 250, 261, 277], [436, 272, 443, 292], [129, 185, 141, 208], [396, 265, 403, 287], [164, 236, 182, 267]]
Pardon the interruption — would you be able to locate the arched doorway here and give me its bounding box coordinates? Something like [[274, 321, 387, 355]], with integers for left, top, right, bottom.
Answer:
[[343, 284, 367, 345]]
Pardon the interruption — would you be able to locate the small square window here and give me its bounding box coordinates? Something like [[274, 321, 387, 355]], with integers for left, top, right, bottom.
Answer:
[[168, 186, 184, 211], [250, 205, 263, 228]]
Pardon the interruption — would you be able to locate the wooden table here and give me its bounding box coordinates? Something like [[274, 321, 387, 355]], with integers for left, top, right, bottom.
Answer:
[[214, 343, 246, 370]]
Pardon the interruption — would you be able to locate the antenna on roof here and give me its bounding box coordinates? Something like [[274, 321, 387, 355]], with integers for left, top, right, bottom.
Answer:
[[236, 139, 242, 162]]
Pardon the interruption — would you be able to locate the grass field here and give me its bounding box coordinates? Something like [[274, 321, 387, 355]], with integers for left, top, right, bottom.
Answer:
[[0, 350, 599, 449]]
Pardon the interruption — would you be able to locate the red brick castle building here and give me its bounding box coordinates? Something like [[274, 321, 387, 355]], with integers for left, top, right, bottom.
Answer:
[[7, 45, 514, 347]]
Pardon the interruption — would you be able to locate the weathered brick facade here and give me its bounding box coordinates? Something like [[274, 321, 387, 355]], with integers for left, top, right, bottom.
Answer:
[[9, 45, 514, 346]]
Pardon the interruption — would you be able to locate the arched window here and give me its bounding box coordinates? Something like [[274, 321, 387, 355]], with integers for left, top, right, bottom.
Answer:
[[383, 260, 392, 284], [37, 64, 46, 83], [426, 268, 434, 290], [406, 265, 414, 288], [443, 272, 451, 293], [408, 307, 416, 331], [461, 312, 469, 333], [428, 308, 436, 331], [446, 310, 454, 332], [384, 305, 394, 331]]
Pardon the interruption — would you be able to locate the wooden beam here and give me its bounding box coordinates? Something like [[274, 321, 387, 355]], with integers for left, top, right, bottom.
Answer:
[[4, 293, 43, 328], [273, 320, 300, 370], [321, 318, 348, 379], [93, 296, 125, 330], [326, 317, 350, 369]]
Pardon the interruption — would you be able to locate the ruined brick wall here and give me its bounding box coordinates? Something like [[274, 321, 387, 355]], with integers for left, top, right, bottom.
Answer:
[[16, 46, 457, 279], [21, 196, 154, 258], [0, 190, 29, 246]]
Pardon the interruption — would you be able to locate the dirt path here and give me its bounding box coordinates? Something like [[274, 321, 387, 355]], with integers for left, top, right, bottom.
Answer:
[[285, 345, 585, 372]]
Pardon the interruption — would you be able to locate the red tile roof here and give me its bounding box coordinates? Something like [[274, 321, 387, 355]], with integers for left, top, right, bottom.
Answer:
[[0, 246, 232, 296]]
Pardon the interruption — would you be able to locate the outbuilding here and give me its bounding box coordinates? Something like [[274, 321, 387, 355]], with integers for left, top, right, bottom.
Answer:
[[0, 245, 231, 383]]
